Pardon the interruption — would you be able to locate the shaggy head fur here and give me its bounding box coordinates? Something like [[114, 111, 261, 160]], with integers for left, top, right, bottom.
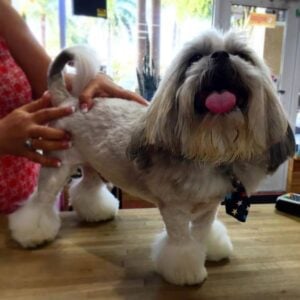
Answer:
[[129, 30, 294, 167]]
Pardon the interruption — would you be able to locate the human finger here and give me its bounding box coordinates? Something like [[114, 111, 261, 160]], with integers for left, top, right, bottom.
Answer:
[[64, 74, 74, 92], [30, 138, 72, 152], [33, 106, 75, 124], [114, 89, 149, 106], [81, 80, 149, 106], [30, 125, 71, 140], [24, 150, 62, 168], [78, 81, 98, 112], [23, 93, 51, 113]]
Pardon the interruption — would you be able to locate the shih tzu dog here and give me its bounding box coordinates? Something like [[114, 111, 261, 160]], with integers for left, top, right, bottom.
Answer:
[[9, 30, 295, 285]]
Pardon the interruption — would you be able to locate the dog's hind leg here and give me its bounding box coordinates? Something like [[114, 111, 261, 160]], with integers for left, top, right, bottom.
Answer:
[[151, 204, 207, 285], [9, 165, 73, 248], [69, 165, 119, 222]]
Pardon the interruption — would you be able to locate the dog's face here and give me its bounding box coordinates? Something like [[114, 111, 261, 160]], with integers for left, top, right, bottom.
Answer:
[[134, 30, 294, 168]]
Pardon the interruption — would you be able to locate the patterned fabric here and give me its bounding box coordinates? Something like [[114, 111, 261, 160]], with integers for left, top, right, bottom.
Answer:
[[225, 179, 251, 222], [0, 37, 40, 214]]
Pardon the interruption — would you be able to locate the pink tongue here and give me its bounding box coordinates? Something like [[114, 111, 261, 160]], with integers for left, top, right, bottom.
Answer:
[[205, 91, 236, 114]]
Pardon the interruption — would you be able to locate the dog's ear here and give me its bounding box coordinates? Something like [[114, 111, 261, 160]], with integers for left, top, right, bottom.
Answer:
[[261, 68, 290, 146], [127, 60, 185, 166], [267, 124, 295, 173], [142, 53, 188, 151], [261, 73, 295, 172]]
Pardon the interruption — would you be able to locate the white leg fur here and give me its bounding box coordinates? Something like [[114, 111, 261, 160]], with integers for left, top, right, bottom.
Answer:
[[190, 203, 233, 261], [152, 206, 207, 285], [8, 191, 60, 248], [9, 166, 72, 248], [152, 231, 207, 285], [205, 219, 233, 261], [70, 166, 119, 222]]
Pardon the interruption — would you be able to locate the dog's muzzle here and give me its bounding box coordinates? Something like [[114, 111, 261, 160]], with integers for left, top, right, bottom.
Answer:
[[194, 51, 249, 115]]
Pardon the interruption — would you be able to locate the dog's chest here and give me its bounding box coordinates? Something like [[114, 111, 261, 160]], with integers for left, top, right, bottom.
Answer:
[[145, 160, 232, 203]]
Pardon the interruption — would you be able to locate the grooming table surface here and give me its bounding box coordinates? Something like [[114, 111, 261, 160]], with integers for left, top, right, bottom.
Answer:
[[0, 204, 299, 300]]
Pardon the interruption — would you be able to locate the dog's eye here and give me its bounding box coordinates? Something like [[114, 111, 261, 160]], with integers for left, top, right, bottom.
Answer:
[[188, 54, 202, 65], [232, 52, 253, 63]]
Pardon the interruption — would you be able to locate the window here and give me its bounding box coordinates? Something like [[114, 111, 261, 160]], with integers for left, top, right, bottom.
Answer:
[[14, 0, 213, 98], [231, 5, 286, 85]]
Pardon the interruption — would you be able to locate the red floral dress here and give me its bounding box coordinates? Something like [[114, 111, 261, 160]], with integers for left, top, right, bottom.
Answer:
[[0, 37, 40, 214]]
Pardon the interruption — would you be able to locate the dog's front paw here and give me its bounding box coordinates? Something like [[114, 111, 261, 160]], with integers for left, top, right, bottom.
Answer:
[[206, 220, 233, 261], [151, 232, 207, 285], [9, 198, 60, 248]]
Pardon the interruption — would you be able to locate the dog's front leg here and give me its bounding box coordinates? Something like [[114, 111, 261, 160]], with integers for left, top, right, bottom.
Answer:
[[191, 201, 233, 262], [9, 165, 73, 248], [152, 205, 207, 285]]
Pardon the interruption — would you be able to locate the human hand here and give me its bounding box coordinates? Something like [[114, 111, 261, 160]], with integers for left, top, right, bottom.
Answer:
[[78, 73, 149, 111], [0, 93, 74, 167]]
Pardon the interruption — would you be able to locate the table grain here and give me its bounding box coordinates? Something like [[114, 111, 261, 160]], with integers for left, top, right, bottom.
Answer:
[[0, 204, 299, 300]]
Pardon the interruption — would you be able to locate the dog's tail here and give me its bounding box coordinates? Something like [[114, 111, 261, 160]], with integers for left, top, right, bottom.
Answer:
[[48, 46, 100, 106]]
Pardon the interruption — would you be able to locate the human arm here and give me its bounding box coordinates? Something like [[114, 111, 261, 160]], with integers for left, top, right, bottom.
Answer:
[[0, 0, 51, 99]]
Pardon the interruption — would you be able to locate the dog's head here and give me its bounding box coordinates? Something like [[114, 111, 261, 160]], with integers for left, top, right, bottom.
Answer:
[[129, 30, 295, 171]]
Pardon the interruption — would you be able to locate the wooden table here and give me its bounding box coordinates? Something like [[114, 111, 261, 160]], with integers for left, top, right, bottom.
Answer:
[[0, 205, 299, 300]]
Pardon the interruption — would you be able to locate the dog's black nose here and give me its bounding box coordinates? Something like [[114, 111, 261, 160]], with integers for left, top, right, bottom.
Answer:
[[211, 51, 229, 61]]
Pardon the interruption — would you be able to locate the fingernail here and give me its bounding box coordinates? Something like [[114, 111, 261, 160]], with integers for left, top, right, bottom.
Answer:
[[63, 141, 72, 148], [55, 161, 62, 167], [43, 91, 50, 98], [80, 103, 88, 113], [64, 133, 72, 140], [66, 106, 76, 113]]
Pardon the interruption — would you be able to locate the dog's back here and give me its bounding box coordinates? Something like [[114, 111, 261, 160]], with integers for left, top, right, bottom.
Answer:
[[47, 46, 150, 195]]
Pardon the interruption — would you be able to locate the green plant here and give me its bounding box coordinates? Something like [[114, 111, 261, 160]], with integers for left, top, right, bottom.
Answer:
[[137, 36, 160, 101], [107, 0, 136, 40], [162, 0, 213, 20]]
